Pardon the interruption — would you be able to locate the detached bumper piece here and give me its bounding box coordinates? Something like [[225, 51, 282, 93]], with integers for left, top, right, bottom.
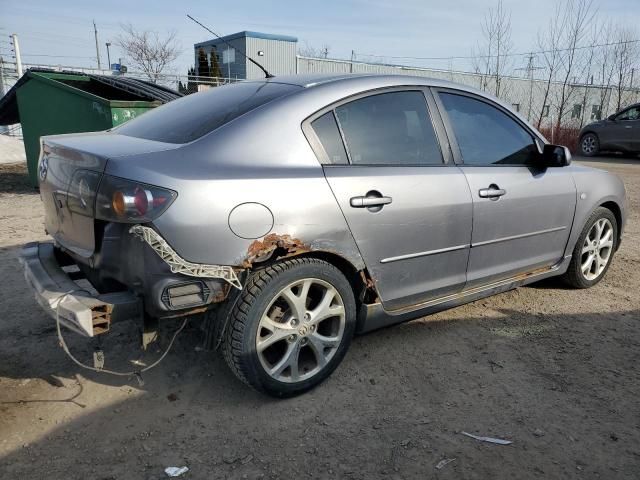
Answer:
[[20, 242, 142, 337], [129, 225, 242, 289]]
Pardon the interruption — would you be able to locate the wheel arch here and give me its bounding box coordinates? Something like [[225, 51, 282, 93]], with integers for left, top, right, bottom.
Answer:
[[250, 249, 378, 308], [599, 200, 623, 249]]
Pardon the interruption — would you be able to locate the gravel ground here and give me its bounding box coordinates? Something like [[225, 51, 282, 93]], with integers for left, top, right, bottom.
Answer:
[[0, 157, 638, 479]]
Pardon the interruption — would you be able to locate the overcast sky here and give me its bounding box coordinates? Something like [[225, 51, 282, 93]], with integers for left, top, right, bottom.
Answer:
[[1, 0, 637, 76]]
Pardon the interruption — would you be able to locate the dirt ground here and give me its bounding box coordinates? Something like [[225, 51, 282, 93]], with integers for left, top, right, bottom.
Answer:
[[0, 157, 638, 480]]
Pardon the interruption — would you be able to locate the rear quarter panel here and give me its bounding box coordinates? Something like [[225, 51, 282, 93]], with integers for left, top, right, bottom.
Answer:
[[104, 92, 366, 270]]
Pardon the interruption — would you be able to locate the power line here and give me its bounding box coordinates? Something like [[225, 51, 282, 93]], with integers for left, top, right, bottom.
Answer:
[[356, 38, 640, 62], [20, 54, 97, 59]]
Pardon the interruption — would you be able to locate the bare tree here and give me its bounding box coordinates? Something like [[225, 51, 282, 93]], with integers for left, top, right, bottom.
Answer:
[[117, 24, 180, 83], [475, 0, 513, 96], [298, 42, 331, 58], [552, 0, 596, 131], [594, 21, 618, 119], [612, 27, 638, 111], [578, 31, 597, 127], [535, 2, 566, 128]]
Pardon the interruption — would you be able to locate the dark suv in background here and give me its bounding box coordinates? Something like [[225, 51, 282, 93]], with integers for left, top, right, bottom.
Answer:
[[579, 103, 640, 157]]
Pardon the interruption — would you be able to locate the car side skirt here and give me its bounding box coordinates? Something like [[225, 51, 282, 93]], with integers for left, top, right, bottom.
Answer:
[[356, 255, 572, 334]]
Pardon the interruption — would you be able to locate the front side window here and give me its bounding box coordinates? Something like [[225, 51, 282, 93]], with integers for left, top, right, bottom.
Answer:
[[439, 92, 538, 166], [616, 107, 640, 121], [334, 91, 443, 166]]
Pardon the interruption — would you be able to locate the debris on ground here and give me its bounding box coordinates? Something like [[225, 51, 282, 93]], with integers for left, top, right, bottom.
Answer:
[[435, 458, 456, 469], [461, 431, 513, 445], [165, 466, 189, 477]]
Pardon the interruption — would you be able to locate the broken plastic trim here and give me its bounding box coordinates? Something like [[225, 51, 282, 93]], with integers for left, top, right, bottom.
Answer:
[[129, 225, 242, 290]]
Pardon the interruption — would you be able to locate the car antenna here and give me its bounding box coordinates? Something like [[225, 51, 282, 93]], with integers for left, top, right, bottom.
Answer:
[[187, 14, 275, 79]]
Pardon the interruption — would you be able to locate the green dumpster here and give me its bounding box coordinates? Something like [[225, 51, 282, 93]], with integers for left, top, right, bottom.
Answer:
[[0, 69, 183, 186]]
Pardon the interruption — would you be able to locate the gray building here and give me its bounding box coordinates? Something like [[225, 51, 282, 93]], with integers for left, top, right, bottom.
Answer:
[[194, 31, 297, 80]]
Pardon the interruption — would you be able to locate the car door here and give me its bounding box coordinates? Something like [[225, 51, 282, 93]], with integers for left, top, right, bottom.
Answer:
[[434, 89, 576, 288], [614, 106, 640, 151], [304, 89, 473, 311]]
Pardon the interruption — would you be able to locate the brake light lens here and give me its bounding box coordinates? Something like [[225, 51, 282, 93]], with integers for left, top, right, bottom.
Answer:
[[96, 175, 176, 223]]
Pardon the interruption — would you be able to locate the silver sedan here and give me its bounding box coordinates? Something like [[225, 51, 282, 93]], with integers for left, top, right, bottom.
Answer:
[[22, 74, 627, 397]]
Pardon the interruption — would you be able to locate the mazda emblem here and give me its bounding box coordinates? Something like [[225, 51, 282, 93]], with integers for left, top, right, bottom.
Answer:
[[38, 157, 49, 182]]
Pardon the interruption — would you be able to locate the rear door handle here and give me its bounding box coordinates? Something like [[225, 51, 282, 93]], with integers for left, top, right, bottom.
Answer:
[[478, 185, 507, 198], [350, 195, 393, 208]]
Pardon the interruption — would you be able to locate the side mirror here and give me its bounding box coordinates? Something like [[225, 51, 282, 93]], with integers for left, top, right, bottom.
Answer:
[[542, 144, 571, 167], [607, 114, 616, 121]]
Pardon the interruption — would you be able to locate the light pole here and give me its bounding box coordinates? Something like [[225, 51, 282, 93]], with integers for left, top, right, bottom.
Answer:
[[105, 42, 112, 69]]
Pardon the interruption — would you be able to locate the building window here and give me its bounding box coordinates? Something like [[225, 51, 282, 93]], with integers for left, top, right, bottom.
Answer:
[[590, 105, 602, 120], [542, 105, 550, 117], [512, 103, 520, 112], [571, 104, 582, 119]]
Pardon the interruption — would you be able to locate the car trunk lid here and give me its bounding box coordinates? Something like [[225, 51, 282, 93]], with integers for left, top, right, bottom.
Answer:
[[39, 132, 179, 258]]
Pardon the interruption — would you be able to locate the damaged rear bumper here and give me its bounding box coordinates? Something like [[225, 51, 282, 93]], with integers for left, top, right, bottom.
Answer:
[[20, 242, 142, 337]]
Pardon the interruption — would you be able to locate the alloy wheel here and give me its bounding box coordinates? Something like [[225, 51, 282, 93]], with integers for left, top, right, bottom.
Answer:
[[582, 135, 597, 154], [256, 278, 346, 383], [580, 218, 614, 281]]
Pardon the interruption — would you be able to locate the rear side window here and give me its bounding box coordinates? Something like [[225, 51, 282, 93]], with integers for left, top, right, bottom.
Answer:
[[311, 112, 348, 164], [116, 82, 299, 144], [439, 92, 538, 166], [334, 91, 443, 166]]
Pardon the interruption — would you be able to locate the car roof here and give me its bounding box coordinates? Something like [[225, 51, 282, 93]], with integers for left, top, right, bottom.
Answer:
[[240, 73, 546, 142], [253, 73, 471, 90]]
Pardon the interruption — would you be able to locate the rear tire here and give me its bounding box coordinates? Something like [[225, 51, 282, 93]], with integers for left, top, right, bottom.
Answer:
[[562, 207, 617, 288], [222, 257, 356, 397], [580, 133, 600, 157]]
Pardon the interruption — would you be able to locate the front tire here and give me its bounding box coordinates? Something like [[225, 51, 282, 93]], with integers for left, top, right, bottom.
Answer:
[[222, 257, 356, 397], [562, 207, 617, 288], [580, 133, 600, 157]]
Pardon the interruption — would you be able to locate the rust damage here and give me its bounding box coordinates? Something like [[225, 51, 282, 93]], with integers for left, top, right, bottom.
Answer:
[[243, 233, 310, 268]]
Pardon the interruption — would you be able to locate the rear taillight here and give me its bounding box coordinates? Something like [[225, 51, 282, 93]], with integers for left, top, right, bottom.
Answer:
[[96, 175, 176, 223]]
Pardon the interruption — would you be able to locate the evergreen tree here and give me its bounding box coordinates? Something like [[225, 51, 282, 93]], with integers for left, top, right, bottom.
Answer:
[[186, 67, 197, 94], [210, 47, 223, 82], [197, 48, 211, 79]]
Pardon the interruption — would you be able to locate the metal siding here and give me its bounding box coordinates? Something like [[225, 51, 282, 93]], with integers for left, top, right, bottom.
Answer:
[[245, 37, 297, 79]]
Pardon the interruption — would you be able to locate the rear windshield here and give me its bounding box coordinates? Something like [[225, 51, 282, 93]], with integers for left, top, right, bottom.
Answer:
[[115, 81, 299, 144]]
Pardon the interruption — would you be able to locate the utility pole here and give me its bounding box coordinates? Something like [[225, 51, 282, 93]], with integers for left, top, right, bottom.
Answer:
[[105, 42, 111, 69], [11, 33, 23, 76], [0, 56, 6, 96], [93, 20, 101, 69], [515, 53, 543, 122], [350, 50, 354, 73]]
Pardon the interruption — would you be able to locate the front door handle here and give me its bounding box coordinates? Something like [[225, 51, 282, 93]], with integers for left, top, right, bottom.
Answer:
[[478, 184, 507, 199], [350, 195, 393, 208]]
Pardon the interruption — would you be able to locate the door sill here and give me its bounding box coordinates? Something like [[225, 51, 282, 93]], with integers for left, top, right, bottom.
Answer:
[[356, 256, 571, 334]]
